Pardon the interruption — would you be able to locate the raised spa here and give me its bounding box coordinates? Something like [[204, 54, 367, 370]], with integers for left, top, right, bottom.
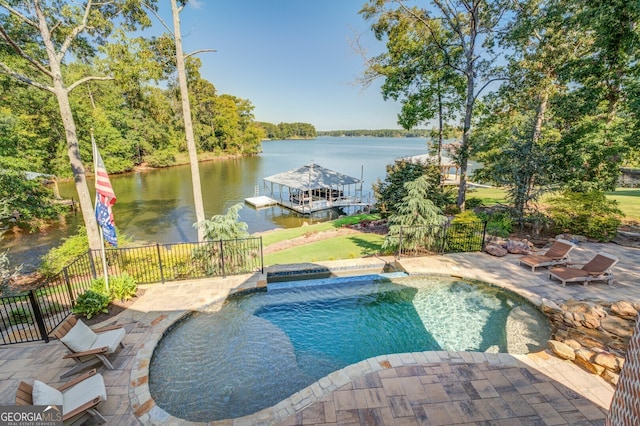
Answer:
[[149, 274, 550, 422]]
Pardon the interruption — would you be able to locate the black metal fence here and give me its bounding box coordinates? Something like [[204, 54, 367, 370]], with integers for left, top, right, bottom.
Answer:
[[0, 238, 263, 345], [398, 221, 487, 257]]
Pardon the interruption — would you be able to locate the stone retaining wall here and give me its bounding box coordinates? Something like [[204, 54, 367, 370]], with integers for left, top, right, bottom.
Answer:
[[541, 298, 638, 387]]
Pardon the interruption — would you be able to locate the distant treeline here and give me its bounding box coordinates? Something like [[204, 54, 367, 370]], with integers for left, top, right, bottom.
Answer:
[[318, 129, 434, 138], [258, 122, 317, 140]]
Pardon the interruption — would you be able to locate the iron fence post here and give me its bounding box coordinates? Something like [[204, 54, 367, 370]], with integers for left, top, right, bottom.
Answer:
[[398, 226, 403, 258], [481, 220, 488, 250], [63, 267, 74, 306], [219, 240, 226, 277], [28, 290, 49, 343], [260, 236, 264, 274], [156, 243, 165, 284]]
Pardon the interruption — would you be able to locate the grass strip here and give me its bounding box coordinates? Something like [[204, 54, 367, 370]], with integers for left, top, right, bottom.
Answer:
[[263, 233, 385, 265], [259, 213, 380, 246]]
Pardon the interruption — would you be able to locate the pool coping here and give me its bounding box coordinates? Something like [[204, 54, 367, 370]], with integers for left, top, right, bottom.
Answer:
[[128, 267, 591, 425]]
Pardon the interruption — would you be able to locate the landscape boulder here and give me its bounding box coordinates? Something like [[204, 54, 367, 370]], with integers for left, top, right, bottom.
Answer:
[[505, 239, 531, 254], [484, 243, 507, 257], [610, 301, 638, 318]]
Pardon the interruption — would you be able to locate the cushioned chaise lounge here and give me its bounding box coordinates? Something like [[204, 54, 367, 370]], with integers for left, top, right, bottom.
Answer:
[[519, 239, 576, 272], [548, 252, 619, 287], [50, 316, 126, 378], [16, 368, 108, 425]]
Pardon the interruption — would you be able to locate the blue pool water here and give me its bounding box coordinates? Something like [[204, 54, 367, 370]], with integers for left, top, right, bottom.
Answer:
[[149, 274, 549, 422]]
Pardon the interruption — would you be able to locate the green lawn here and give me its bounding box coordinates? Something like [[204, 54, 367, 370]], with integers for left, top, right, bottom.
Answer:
[[263, 233, 385, 266], [466, 187, 508, 205], [259, 213, 380, 246], [259, 187, 639, 266], [605, 189, 640, 220], [470, 186, 640, 221]]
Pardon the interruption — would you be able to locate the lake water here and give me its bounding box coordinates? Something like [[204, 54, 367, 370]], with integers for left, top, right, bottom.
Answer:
[[2, 137, 429, 270]]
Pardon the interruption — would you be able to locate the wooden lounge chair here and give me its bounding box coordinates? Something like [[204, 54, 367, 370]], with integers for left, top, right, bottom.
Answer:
[[50, 316, 125, 378], [519, 239, 576, 271], [548, 252, 619, 287], [16, 368, 107, 425]]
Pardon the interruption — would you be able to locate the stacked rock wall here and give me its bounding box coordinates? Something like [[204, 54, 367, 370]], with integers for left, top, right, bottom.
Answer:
[[541, 298, 638, 386]]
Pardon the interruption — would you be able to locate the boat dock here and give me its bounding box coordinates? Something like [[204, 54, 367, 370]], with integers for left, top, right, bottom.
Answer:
[[244, 195, 278, 209], [245, 163, 372, 215]]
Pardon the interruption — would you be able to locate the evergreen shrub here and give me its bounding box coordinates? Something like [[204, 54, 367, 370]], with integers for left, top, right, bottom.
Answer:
[[548, 191, 622, 241]]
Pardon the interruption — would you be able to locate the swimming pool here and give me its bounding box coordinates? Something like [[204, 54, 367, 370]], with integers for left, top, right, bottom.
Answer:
[[149, 274, 550, 422]]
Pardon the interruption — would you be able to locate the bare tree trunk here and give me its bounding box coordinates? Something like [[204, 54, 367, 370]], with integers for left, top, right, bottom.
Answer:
[[54, 89, 102, 249], [437, 80, 443, 165], [457, 47, 475, 210], [532, 87, 548, 141], [171, 0, 206, 241], [35, 6, 102, 250]]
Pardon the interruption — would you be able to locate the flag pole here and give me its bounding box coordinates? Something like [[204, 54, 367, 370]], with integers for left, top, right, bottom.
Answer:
[[92, 128, 110, 292]]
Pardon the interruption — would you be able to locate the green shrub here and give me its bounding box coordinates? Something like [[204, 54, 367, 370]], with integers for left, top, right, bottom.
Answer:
[[109, 274, 137, 302], [451, 210, 482, 223], [90, 273, 138, 302], [444, 204, 461, 215], [42, 301, 64, 316], [9, 307, 32, 325], [72, 289, 110, 319], [145, 150, 176, 168], [465, 197, 484, 209], [444, 211, 485, 252], [485, 212, 513, 238], [0, 170, 64, 231], [548, 191, 622, 241], [39, 228, 89, 277], [524, 212, 551, 237]]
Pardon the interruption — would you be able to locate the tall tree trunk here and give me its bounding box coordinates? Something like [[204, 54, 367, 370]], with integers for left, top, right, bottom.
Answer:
[[35, 4, 102, 250], [171, 0, 206, 241], [455, 2, 480, 211], [437, 80, 443, 165], [531, 89, 549, 146], [519, 88, 549, 218], [54, 88, 102, 249], [457, 44, 475, 210]]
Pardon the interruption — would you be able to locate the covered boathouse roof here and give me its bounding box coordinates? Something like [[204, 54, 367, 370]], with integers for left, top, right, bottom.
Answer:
[[263, 163, 361, 190]]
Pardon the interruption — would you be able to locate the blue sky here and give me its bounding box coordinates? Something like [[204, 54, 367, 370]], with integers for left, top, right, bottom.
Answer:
[[152, 1, 405, 131]]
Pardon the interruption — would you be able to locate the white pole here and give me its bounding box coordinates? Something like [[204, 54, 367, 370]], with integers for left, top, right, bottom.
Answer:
[[92, 129, 110, 292]]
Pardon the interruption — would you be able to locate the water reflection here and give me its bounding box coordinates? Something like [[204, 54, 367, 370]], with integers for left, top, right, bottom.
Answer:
[[2, 137, 430, 269]]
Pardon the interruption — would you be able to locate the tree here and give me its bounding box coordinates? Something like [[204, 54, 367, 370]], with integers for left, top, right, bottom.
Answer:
[[0, 170, 64, 230], [382, 174, 447, 252], [195, 203, 249, 241], [145, 1, 216, 241], [373, 159, 453, 218], [361, 0, 509, 209], [360, 4, 463, 163], [0, 0, 154, 249], [473, 0, 573, 221], [551, 0, 640, 191]]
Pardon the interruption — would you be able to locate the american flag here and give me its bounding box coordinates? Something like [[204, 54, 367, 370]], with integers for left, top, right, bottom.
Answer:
[[93, 140, 118, 247]]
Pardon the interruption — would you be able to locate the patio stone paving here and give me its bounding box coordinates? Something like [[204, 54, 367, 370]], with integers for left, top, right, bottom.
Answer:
[[0, 241, 637, 425]]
